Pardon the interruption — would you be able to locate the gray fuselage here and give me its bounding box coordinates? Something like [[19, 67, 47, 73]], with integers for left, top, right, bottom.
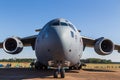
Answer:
[[35, 18, 83, 67]]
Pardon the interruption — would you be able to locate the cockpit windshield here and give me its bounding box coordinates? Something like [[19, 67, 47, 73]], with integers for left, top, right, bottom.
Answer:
[[52, 21, 59, 26], [51, 21, 68, 26], [51, 19, 76, 31]]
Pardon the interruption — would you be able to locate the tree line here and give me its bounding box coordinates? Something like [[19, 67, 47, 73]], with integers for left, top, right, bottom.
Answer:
[[0, 58, 119, 64], [81, 58, 112, 64], [0, 58, 35, 62]]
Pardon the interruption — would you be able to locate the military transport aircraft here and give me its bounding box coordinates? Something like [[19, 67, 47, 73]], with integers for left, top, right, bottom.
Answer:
[[0, 18, 120, 78]]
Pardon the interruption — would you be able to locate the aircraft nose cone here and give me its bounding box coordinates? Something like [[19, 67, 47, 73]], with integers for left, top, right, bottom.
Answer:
[[47, 27, 65, 61]]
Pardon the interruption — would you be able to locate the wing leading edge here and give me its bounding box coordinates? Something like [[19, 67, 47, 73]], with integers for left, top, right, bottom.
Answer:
[[21, 35, 37, 49]]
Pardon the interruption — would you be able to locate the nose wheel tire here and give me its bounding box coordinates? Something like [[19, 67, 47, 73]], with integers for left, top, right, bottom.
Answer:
[[60, 69, 65, 78], [54, 70, 58, 78]]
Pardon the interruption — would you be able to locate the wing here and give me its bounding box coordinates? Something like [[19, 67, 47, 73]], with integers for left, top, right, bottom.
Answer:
[[0, 42, 2, 48], [82, 36, 120, 55], [82, 36, 95, 47], [114, 44, 120, 53], [21, 35, 37, 49]]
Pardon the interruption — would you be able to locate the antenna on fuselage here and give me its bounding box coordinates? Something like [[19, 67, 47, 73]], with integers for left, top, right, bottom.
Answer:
[[35, 29, 41, 32], [78, 30, 81, 32]]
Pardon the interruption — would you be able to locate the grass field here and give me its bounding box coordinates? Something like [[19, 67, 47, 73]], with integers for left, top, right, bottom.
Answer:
[[82, 63, 120, 70], [0, 62, 30, 68]]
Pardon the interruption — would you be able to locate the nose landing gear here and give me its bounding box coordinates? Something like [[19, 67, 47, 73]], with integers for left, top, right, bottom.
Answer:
[[48, 60, 70, 78], [54, 68, 65, 78], [53, 63, 65, 78]]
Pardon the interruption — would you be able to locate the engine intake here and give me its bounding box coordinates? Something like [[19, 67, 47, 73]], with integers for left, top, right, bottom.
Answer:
[[94, 37, 114, 55], [3, 37, 23, 54]]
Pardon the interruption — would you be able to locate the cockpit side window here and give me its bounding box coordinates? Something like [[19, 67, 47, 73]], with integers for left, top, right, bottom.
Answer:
[[69, 24, 76, 31], [60, 22, 68, 26], [70, 31, 74, 38]]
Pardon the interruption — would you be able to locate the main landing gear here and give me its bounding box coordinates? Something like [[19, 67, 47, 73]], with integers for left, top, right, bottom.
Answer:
[[54, 68, 65, 78]]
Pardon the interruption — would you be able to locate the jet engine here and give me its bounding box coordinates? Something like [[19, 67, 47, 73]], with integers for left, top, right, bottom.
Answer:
[[94, 37, 114, 55], [3, 37, 23, 54]]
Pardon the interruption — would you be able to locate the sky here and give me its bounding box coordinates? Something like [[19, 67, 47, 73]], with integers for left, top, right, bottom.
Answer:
[[0, 0, 120, 62]]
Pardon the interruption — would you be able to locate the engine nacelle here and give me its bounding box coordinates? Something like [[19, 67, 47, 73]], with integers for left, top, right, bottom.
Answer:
[[94, 37, 114, 55], [3, 36, 23, 54]]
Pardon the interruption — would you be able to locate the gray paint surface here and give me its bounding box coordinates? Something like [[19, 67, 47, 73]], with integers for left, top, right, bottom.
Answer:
[[35, 18, 83, 67]]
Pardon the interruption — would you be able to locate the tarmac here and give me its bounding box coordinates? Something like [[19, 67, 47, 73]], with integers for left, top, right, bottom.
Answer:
[[0, 68, 120, 80]]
